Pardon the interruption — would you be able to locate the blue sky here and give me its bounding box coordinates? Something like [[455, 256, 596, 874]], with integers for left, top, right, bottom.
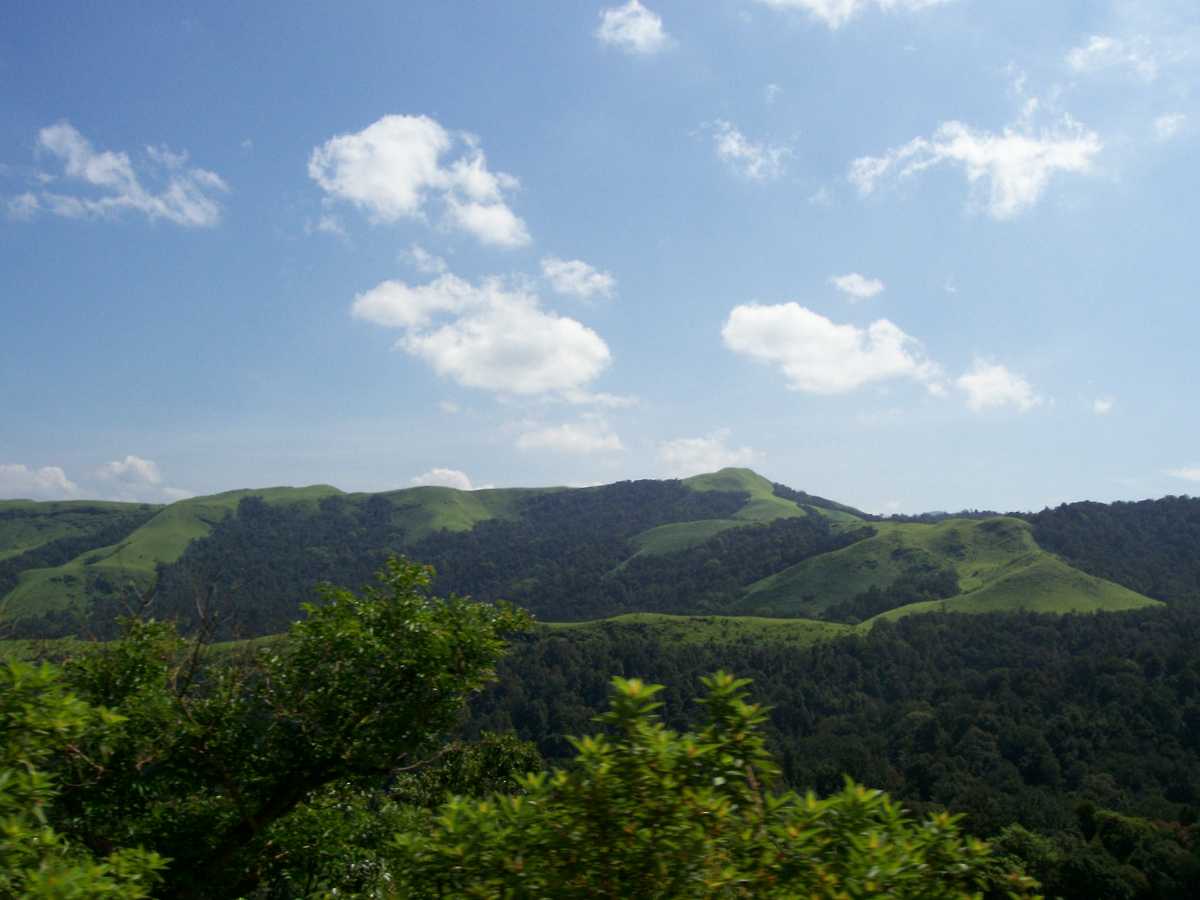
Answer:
[[2, 0, 1198, 513]]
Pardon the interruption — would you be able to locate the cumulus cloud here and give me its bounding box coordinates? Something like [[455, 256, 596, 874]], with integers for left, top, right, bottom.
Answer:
[[849, 108, 1102, 219], [596, 1, 671, 55], [1066, 34, 1160, 81], [516, 420, 624, 455], [96, 455, 162, 486], [722, 303, 942, 394], [710, 120, 790, 182], [405, 243, 448, 275], [94, 455, 194, 502], [956, 361, 1042, 412], [1154, 113, 1186, 141], [829, 272, 885, 301], [657, 430, 760, 478], [541, 257, 616, 300], [309, 115, 530, 247], [754, 0, 953, 30], [410, 467, 475, 490], [11, 121, 227, 227], [352, 274, 611, 397], [0, 464, 80, 500], [1167, 466, 1200, 483], [1093, 396, 1114, 415]]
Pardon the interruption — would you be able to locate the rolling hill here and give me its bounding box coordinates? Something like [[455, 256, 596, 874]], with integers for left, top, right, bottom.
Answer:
[[0, 468, 1174, 640]]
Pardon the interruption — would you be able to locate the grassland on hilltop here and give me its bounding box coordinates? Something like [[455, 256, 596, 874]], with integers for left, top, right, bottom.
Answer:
[[2, 486, 342, 621], [739, 515, 1158, 619]]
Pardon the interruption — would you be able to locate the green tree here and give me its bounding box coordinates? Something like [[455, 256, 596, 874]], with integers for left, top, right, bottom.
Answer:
[[394, 672, 1039, 898], [0, 659, 165, 899], [47, 557, 530, 898]]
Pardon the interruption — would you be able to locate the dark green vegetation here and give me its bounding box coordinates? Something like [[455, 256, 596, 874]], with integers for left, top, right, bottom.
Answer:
[[6, 473, 1200, 897], [1, 561, 1029, 899], [470, 607, 1200, 898], [1026, 496, 1200, 607], [1, 468, 1175, 640]]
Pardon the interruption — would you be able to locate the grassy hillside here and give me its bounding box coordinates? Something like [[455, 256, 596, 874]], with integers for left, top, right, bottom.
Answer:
[[544, 612, 855, 647], [2, 486, 342, 622], [381, 485, 563, 544], [0, 499, 155, 561], [629, 520, 749, 557], [870, 555, 1161, 622], [738, 516, 1157, 618], [683, 468, 811, 524], [626, 467, 854, 561]]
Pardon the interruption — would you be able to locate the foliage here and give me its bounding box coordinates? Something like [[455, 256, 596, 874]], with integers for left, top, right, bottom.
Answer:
[[0, 660, 165, 898], [396, 672, 1037, 898], [468, 607, 1200, 896], [1026, 496, 1200, 606], [42, 557, 530, 898]]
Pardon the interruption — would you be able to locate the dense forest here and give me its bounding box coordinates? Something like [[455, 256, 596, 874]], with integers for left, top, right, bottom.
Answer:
[[467, 607, 1200, 898], [1024, 497, 1200, 606], [142, 481, 866, 638]]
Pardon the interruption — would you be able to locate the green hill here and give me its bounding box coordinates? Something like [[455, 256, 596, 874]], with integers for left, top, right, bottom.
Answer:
[[0, 500, 155, 561], [0, 470, 1177, 639], [2, 486, 342, 624], [380, 484, 562, 543], [739, 516, 1157, 618]]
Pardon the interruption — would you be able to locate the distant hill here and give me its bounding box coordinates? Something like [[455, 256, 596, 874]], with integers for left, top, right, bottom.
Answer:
[[0, 469, 1175, 640]]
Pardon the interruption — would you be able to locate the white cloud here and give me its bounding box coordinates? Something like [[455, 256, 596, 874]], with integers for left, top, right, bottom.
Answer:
[[561, 389, 639, 408], [710, 120, 789, 182], [439, 400, 461, 414], [1066, 34, 1159, 81], [405, 243, 448, 275], [96, 455, 162, 486], [1154, 113, 1186, 141], [849, 111, 1102, 220], [516, 420, 624, 455], [764, 83, 783, 105], [93, 455, 194, 502], [722, 303, 942, 394], [17, 121, 227, 227], [0, 464, 80, 500], [410, 468, 475, 490], [596, 1, 671, 55], [956, 361, 1042, 412], [6, 192, 40, 220], [309, 115, 530, 247], [755, 0, 953, 30], [541, 257, 616, 300], [353, 274, 611, 397], [1093, 396, 1114, 415], [657, 430, 760, 478], [312, 214, 346, 237], [1167, 466, 1200, 483], [829, 272, 885, 301]]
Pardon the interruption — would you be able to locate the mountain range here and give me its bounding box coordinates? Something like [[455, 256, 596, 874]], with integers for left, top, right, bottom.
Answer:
[[4, 467, 1197, 642]]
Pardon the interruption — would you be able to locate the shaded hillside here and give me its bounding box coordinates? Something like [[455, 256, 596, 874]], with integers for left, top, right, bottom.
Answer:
[[2, 487, 341, 636], [1026, 496, 1200, 606], [470, 606, 1200, 835], [143, 477, 864, 638], [738, 517, 1156, 619]]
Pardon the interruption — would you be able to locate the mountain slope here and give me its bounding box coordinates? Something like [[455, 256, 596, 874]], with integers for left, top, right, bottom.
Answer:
[[738, 517, 1158, 618], [2, 486, 341, 629], [0, 469, 1175, 639]]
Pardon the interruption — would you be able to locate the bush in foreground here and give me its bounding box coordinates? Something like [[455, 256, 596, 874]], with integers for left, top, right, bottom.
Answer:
[[395, 672, 1039, 898]]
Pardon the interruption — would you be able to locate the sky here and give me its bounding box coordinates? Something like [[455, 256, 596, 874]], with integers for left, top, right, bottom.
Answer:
[[2, 0, 1198, 514]]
